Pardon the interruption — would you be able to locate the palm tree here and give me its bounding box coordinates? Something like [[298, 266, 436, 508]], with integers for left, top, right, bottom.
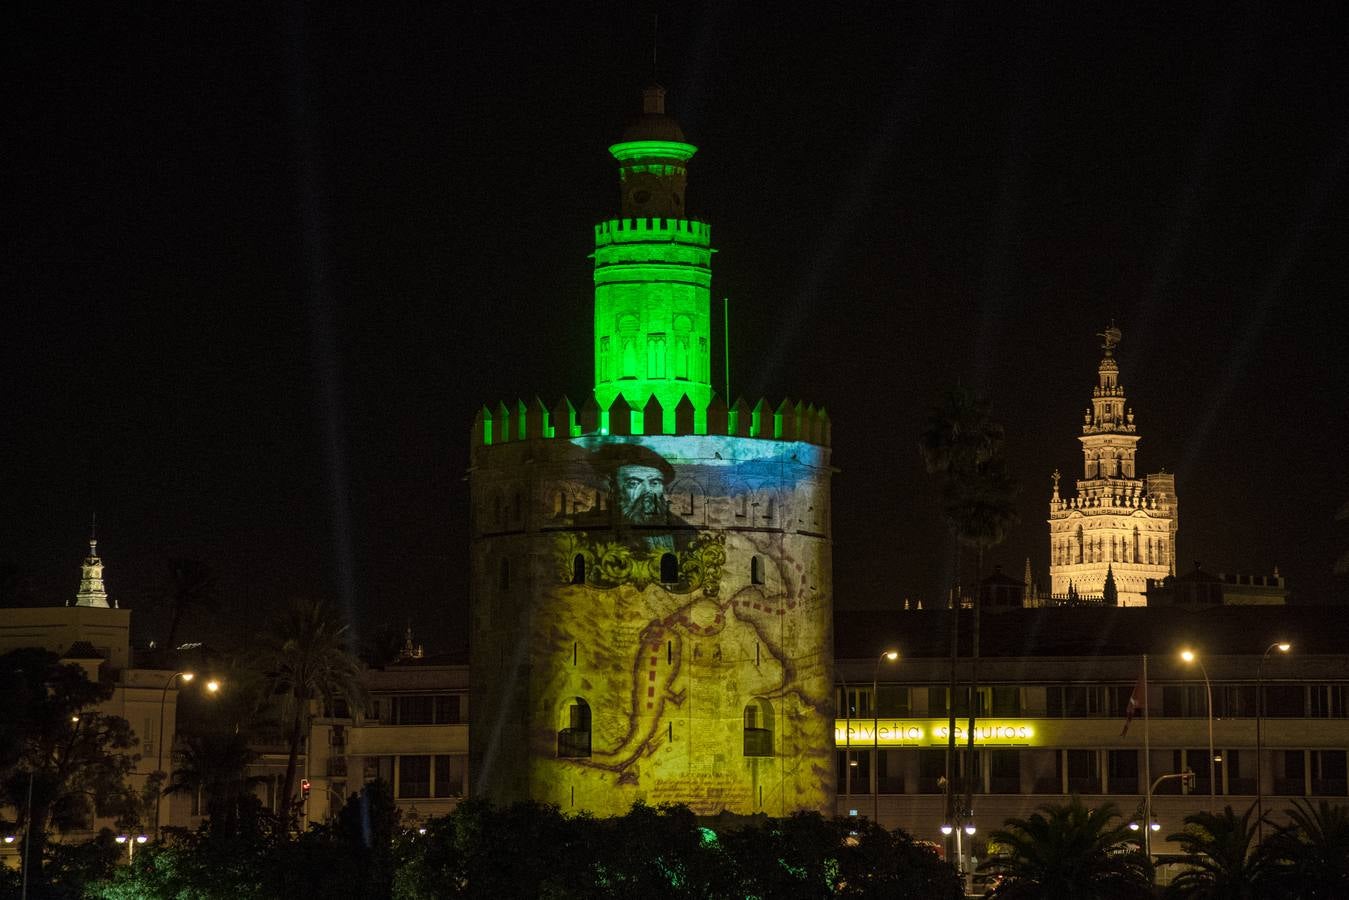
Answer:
[[255, 597, 366, 826], [164, 732, 266, 837], [1260, 799, 1349, 898], [1164, 804, 1269, 898], [981, 797, 1153, 899], [919, 386, 1018, 826], [164, 558, 216, 651]]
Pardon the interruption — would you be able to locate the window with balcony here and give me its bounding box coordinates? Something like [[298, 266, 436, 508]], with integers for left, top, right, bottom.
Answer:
[[558, 698, 591, 758], [743, 699, 774, 757]]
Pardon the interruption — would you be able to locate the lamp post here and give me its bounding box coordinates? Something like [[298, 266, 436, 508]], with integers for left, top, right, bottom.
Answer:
[[872, 649, 900, 825], [1256, 641, 1291, 842], [1180, 650, 1215, 810], [839, 673, 852, 817], [1144, 770, 1188, 862], [115, 833, 148, 863], [155, 672, 220, 839]]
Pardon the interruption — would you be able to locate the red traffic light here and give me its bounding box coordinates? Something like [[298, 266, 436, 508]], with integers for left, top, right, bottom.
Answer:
[[301, 778, 311, 799]]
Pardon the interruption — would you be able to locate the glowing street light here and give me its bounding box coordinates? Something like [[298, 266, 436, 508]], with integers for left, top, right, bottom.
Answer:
[[1179, 648, 1215, 810], [872, 649, 901, 824], [940, 823, 954, 836], [1257, 640, 1292, 841], [964, 823, 976, 836], [156, 672, 222, 838]]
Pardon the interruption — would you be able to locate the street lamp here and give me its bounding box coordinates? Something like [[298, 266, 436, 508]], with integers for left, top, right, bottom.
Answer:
[[155, 672, 221, 839], [839, 673, 853, 817], [115, 834, 148, 863], [872, 649, 900, 825], [1256, 641, 1291, 842], [1179, 650, 1215, 810]]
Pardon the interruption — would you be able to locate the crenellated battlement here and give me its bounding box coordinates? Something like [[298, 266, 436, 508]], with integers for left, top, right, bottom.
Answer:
[[594, 217, 711, 246], [471, 392, 830, 448]]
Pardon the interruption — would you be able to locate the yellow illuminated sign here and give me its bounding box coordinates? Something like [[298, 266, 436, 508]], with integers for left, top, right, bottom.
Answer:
[[833, 720, 1037, 747]]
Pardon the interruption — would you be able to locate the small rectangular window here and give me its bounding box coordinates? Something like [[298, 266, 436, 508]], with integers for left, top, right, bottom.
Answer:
[[398, 755, 431, 798], [434, 755, 467, 798], [435, 695, 462, 724]]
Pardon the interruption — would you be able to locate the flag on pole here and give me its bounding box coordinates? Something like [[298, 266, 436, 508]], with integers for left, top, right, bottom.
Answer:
[[1122, 668, 1148, 736]]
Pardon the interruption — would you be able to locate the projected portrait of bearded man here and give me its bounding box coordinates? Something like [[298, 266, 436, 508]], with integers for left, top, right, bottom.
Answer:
[[594, 443, 692, 554]]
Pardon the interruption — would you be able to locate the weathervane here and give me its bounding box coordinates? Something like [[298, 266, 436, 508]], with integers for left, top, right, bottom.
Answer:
[[1098, 320, 1122, 353]]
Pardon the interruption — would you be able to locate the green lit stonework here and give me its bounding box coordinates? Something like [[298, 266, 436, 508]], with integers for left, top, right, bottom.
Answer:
[[594, 139, 712, 432]]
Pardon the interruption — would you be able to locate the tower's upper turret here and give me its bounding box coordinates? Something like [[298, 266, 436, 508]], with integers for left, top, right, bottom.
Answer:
[[73, 522, 112, 608], [610, 85, 696, 219], [1078, 323, 1139, 480], [594, 87, 711, 431]]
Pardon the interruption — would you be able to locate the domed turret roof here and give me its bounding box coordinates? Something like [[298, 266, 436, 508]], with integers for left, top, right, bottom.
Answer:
[[620, 85, 686, 143]]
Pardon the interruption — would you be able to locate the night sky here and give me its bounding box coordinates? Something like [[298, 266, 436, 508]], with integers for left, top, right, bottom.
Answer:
[[6, 4, 1347, 652]]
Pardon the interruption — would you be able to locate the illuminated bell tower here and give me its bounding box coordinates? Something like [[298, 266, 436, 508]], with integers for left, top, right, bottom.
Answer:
[[1048, 325, 1178, 605], [72, 522, 113, 609], [593, 85, 712, 430]]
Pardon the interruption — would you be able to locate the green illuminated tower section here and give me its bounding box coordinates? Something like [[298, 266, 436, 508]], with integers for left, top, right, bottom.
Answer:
[[593, 86, 712, 431]]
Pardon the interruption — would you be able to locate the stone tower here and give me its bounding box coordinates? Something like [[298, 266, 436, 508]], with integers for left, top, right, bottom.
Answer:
[[1047, 325, 1177, 605], [469, 88, 835, 818]]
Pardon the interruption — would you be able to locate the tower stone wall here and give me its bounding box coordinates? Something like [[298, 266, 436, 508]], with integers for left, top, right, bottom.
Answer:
[[468, 88, 835, 818]]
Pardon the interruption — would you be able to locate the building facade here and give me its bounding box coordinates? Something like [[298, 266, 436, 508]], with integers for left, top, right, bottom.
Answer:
[[1048, 326, 1178, 605], [836, 606, 1349, 865], [468, 87, 835, 818]]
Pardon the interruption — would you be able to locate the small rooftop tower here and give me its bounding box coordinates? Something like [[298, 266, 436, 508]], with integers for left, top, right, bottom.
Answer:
[[73, 518, 113, 608], [594, 86, 711, 431]]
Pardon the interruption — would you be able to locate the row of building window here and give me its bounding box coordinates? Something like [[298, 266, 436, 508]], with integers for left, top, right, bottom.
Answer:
[[380, 754, 468, 800], [562, 554, 765, 587], [557, 698, 776, 759], [838, 684, 1349, 719], [835, 748, 1349, 797]]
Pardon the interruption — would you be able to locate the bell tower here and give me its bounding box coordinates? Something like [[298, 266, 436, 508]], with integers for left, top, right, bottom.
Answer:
[[593, 86, 712, 430], [1048, 325, 1178, 605]]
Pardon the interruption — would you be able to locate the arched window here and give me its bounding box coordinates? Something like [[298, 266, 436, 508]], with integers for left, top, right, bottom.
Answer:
[[660, 553, 679, 584], [743, 699, 774, 757], [498, 558, 510, 592], [558, 698, 591, 758], [571, 554, 586, 585], [750, 556, 764, 585]]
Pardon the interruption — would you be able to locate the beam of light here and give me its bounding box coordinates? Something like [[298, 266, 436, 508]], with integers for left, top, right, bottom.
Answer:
[[743, 6, 960, 402], [1130, 23, 1248, 370], [1177, 129, 1348, 482], [286, 1, 358, 626]]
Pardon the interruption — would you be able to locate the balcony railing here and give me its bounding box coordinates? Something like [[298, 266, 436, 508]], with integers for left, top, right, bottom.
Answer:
[[989, 776, 1021, 794], [557, 728, 591, 759], [743, 728, 773, 758], [1273, 777, 1305, 796]]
